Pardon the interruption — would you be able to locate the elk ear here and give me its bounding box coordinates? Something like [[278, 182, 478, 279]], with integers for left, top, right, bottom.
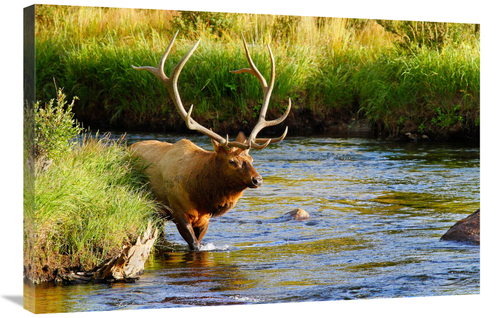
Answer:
[[211, 138, 226, 154], [236, 131, 248, 144], [211, 138, 220, 151]]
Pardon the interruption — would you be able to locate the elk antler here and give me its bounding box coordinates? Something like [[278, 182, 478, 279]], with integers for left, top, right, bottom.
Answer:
[[132, 31, 290, 151], [132, 31, 248, 150], [230, 35, 291, 150]]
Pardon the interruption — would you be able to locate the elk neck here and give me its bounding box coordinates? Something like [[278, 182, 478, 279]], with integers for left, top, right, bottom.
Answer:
[[186, 151, 247, 217]]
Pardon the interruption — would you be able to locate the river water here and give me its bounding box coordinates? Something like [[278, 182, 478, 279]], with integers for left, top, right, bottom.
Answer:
[[31, 133, 480, 313]]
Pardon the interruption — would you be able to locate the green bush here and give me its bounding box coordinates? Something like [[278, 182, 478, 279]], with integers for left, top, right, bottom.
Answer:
[[34, 86, 82, 160], [376, 20, 479, 52], [171, 11, 236, 38]]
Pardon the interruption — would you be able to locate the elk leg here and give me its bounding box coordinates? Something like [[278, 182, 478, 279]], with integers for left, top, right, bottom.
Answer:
[[175, 220, 201, 251], [160, 206, 174, 221], [193, 220, 209, 242]]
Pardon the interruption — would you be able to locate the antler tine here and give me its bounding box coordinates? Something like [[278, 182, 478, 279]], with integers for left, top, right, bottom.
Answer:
[[133, 32, 250, 150], [132, 30, 180, 84], [254, 121, 289, 144], [230, 35, 290, 150]]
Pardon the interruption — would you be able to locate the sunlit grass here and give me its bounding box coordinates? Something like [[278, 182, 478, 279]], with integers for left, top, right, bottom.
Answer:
[[34, 4, 479, 139], [26, 135, 162, 281]]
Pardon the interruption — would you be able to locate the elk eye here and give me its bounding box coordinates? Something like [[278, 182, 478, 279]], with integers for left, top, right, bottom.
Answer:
[[229, 159, 237, 167]]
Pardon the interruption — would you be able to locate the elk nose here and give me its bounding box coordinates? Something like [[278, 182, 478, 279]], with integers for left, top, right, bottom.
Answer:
[[252, 175, 263, 187]]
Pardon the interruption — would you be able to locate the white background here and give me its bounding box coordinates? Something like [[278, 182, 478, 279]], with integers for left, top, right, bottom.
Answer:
[[1, 0, 497, 317]]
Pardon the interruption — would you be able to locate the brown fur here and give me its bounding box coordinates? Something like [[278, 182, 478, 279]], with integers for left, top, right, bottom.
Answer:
[[129, 133, 261, 250]]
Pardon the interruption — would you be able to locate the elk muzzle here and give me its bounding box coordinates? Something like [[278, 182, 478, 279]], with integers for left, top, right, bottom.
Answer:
[[250, 175, 263, 188]]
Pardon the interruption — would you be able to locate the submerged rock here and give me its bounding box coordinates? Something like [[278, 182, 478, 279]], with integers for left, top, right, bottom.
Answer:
[[405, 132, 429, 142], [441, 209, 480, 245], [274, 208, 310, 221]]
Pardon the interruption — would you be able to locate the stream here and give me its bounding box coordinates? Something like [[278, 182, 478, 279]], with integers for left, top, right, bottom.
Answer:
[[30, 133, 480, 313]]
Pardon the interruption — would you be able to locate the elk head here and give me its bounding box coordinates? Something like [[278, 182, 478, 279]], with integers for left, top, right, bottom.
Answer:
[[212, 132, 263, 189]]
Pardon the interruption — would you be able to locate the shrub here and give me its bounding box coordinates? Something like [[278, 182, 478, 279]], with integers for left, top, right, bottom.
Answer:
[[171, 11, 236, 38], [375, 20, 479, 52], [34, 86, 82, 160]]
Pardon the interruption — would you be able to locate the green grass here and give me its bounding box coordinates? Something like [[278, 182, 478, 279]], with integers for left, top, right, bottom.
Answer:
[[24, 134, 162, 282], [353, 44, 480, 135], [34, 5, 480, 140]]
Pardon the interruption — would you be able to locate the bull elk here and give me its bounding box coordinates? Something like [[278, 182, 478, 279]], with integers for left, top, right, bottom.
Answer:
[[130, 31, 291, 250]]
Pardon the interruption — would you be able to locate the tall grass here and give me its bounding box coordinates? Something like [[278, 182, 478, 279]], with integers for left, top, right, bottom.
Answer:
[[26, 134, 162, 282], [35, 5, 479, 139], [352, 43, 480, 135]]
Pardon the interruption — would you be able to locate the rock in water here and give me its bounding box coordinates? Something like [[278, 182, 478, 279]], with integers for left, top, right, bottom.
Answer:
[[441, 209, 480, 245], [285, 208, 310, 221], [271, 208, 310, 222]]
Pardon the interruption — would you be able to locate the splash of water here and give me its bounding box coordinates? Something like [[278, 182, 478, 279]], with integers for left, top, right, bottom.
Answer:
[[199, 242, 231, 251]]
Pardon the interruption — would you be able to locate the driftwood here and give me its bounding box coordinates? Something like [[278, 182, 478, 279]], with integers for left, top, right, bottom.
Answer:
[[62, 221, 159, 284], [441, 209, 480, 245]]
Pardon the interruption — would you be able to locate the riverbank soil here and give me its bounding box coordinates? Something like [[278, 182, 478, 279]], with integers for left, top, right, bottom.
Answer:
[[24, 221, 158, 288], [73, 102, 479, 142]]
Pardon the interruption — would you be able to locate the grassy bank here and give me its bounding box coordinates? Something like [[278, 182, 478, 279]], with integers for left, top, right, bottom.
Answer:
[[25, 134, 163, 283], [34, 5, 479, 140], [24, 88, 163, 283]]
